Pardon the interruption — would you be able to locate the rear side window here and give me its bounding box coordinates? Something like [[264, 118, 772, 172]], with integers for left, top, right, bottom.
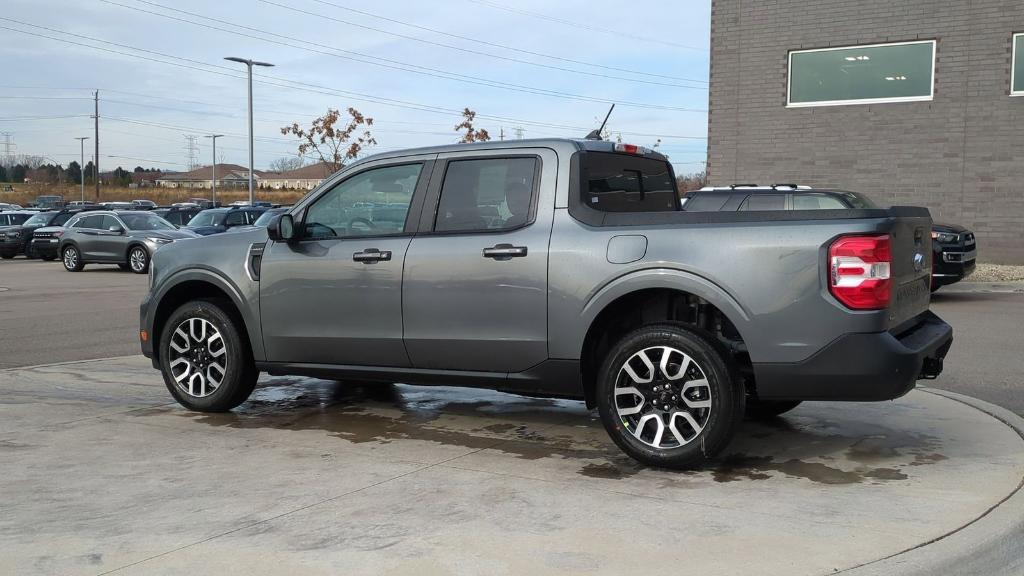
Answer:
[[682, 193, 731, 212], [793, 193, 847, 210], [739, 194, 786, 211], [582, 152, 678, 212], [74, 215, 103, 229], [434, 157, 537, 233]]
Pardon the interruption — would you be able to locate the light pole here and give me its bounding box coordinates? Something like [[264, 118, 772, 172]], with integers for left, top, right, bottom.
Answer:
[[74, 137, 89, 202], [225, 56, 274, 205], [204, 134, 224, 205]]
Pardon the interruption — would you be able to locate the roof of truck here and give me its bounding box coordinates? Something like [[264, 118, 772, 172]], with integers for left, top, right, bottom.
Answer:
[[353, 138, 669, 167]]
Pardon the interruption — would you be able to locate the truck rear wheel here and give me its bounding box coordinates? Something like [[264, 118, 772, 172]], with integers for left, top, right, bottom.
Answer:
[[159, 299, 257, 412], [596, 323, 744, 469]]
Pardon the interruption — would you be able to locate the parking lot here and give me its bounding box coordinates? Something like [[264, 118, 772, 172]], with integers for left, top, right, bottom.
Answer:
[[1, 259, 1023, 574]]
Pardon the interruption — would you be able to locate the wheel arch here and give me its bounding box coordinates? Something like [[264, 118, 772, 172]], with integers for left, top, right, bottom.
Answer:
[[577, 270, 753, 409], [125, 241, 150, 262], [150, 270, 263, 366]]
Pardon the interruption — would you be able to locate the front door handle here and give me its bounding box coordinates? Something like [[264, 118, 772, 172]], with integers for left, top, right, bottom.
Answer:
[[353, 248, 392, 263], [483, 244, 528, 260]]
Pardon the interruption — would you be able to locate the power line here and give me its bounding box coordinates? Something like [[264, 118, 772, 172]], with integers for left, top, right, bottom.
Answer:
[[465, 0, 708, 52], [0, 114, 92, 121], [304, 0, 701, 83], [0, 24, 708, 137], [255, 0, 705, 88], [95, 1, 704, 112]]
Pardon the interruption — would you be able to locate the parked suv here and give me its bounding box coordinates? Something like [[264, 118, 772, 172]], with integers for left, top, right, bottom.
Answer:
[[0, 208, 94, 259], [152, 206, 202, 227], [185, 207, 266, 236], [60, 210, 198, 273], [931, 224, 976, 290], [141, 139, 952, 469]]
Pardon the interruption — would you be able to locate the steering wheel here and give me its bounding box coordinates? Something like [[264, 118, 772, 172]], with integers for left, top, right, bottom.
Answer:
[[347, 217, 375, 235]]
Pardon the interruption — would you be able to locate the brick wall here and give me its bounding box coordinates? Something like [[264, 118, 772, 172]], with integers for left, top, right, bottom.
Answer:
[[708, 0, 1024, 263]]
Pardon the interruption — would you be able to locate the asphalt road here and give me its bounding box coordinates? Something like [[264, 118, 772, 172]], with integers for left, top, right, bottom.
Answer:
[[0, 257, 1022, 414]]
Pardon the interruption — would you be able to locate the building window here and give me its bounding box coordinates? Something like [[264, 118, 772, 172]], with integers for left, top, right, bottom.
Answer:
[[1013, 33, 1024, 96], [788, 40, 936, 107]]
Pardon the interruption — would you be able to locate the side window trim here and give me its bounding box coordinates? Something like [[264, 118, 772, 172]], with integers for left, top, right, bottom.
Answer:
[[418, 153, 543, 236], [295, 160, 433, 242]]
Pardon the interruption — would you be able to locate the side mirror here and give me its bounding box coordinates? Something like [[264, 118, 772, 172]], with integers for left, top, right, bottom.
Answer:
[[267, 213, 296, 242], [108, 225, 124, 234]]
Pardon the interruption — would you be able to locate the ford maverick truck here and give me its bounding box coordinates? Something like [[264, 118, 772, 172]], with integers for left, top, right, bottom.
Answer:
[[140, 138, 952, 469]]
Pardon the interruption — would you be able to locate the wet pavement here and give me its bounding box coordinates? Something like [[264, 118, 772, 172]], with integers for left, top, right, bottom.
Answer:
[[1, 356, 1022, 575]]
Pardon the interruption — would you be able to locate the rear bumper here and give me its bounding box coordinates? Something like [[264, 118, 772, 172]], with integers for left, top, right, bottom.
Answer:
[[753, 311, 953, 401]]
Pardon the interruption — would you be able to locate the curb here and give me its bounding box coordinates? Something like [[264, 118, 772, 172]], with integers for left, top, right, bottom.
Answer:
[[840, 388, 1024, 576], [937, 281, 1024, 294]]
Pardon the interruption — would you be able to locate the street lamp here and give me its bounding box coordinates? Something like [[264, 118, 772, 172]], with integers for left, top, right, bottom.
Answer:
[[204, 134, 224, 205], [74, 137, 89, 202], [225, 56, 274, 205]]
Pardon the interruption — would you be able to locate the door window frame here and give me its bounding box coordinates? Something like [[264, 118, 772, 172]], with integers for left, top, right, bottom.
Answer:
[[417, 153, 543, 236], [289, 159, 434, 242]]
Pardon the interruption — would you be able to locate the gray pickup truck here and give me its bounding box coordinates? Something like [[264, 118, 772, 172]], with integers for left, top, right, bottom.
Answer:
[[140, 138, 952, 469]]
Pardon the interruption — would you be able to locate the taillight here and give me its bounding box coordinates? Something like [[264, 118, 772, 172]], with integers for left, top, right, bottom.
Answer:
[[829, 235, 892, 310]]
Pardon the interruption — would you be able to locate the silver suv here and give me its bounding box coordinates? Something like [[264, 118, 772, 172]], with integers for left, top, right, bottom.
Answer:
[[60, 210, 198, 273], [140, 138, 952, 469]]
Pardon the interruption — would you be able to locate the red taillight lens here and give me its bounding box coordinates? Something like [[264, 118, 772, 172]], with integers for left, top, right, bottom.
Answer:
[[829, 235, 892, 310]]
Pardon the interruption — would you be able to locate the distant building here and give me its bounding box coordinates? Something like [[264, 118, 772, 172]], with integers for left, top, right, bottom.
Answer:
[[707, 0, 1024, 263], [260, 162, 335, 190], [155, 164, 268, 189]]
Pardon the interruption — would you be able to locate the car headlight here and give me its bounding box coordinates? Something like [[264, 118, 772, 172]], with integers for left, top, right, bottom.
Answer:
[[146, 237, 173, 245], [931, 231, 958, 243]]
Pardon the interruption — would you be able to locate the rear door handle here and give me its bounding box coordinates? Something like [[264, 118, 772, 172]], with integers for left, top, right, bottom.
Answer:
[[483, 244, 528, 260], [353, 248, 392, 263]]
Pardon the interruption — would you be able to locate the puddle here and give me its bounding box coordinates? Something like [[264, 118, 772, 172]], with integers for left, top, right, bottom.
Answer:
[[135, 376, 950, 484]]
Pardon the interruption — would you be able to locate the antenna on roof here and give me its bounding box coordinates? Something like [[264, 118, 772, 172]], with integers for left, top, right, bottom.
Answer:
[[584, 104, 615, 141]]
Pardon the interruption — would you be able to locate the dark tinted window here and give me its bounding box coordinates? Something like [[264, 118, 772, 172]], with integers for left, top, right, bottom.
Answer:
[[740, 194, 786, 211], [305, 163, 421, 239], [435, 157, 537, 233], [582, 152, 678, 212], [74, 215, 103, 229], [841, 192, 877, 209], [225, 211, 247, 226], [52, 212, 74, 226], [682, 193, 731, 212], [121, 213, 175, 230]]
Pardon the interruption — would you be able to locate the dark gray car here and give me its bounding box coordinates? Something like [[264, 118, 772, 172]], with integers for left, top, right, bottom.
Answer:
[[140, 138, 953, 469], [60, 210, 199, 274]]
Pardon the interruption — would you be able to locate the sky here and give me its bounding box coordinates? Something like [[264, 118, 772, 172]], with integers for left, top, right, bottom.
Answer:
[[0, 0, 711, 174]]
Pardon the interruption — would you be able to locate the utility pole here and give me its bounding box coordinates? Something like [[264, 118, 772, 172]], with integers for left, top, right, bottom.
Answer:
[[513, 126, 525, 140], [225, 56, 274, 205], [74, 137, 89, 203], [499, 127, 505, 141], [93, 90, 100, 199], [204, 134, 223, 205]]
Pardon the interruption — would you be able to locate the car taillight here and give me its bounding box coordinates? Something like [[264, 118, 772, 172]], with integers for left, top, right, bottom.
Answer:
[[829, 235, 892, 310]]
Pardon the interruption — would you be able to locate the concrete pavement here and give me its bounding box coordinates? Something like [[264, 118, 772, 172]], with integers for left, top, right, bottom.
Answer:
[[1, 356, 1022, 575]]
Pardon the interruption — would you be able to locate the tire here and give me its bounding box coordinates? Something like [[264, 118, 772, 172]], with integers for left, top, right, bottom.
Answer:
[[41, 254, 56, 261], [127, 246, 149, 274], [62, 245, 84, 271], [746, 398, 802, 419], [0, 253, 13, 260], [596, 323, 744, 469], [158, 299, 257, 412]]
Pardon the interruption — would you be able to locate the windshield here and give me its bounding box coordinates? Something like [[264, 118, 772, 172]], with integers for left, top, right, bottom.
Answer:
[[24, 212, 54, 226], [253, 209, 285, 227], [120, 213, 175, 231], [186, 211, 222, 228]]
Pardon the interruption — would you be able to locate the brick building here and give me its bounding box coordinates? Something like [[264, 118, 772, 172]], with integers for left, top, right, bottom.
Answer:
[[707, 0, 1024, 263]]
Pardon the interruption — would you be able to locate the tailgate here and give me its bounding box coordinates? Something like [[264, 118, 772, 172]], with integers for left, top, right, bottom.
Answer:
[[888, 212, 933, 330]]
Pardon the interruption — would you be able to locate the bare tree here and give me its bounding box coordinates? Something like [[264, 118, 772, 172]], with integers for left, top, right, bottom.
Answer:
[[454, 108, 490, 143], [677, 170, 708, 193], [281, 107, 377, 173], [269, 156, 305, 173]]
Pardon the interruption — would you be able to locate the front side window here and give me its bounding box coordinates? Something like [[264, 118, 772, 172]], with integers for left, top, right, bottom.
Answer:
[[304, 163, 422, 239], [1013, 33, 1024, 95], [434, 158, 537, 233], [788, 41, 935, 107], [582, 152, 679, 213], [73, 215, 103, 229], [100, 215, 122, 231]]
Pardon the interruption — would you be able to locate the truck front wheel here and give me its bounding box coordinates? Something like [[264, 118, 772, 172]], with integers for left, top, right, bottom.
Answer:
[[596, 324, 744, 469], [159, 299, 257, 412]]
